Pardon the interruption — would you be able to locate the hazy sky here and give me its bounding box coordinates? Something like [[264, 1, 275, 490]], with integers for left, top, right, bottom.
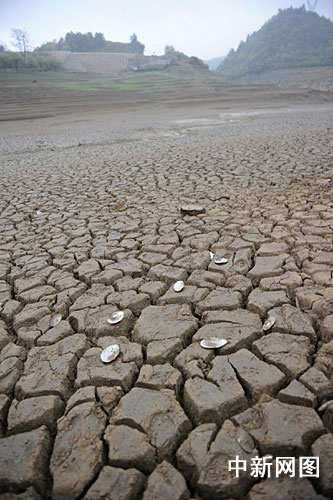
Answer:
[[1, 0, 332, 59]]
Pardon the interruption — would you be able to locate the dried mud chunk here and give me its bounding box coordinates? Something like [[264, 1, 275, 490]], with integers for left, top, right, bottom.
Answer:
[[70, 285, 113, 311], [83, 466, 145, 500], [224, 274, 252, 297], [0, 426, 51, 496], [148, 265, 188, 286], [188, 270, 225, 289], [157, 285, 198, 305], [193, 309, 262, 354], [111, 387, 191, 461], [138, 252, 167, 266], [15, 334, 88, 399], [105, 424, 156, 473], [7, 395, 64, 433], [75, 347, 138, 391], [299, 367, 333, 403], [65, 386, 96, 414], [269, 304, 316, 343], [0, 487, 43, 499], [278, 380, 317, 407], [37, 320, 74, 346], [97, 336, 143, 367], [296, 286, 333, 319], [197, 420, 258, 500], [0, 320, 11, 350], [146, 338, 183, 364], [233, 400, 325, 456], [253, 333, 313, 378], [184, 357, 247, 425], [1, 300, 22, 323], [257, 242, 289, 256], [14, 277, 46, 295], [90, 268, 123, 285], [143, 460, 190, 500], [229, 349, 286, 402], [132, 304, 197, 345], [248, 255, 286, 285], [177, 423, 217, 488], [96, 386, 123, 415], [311, 433, 333, 497], [112, 290, 150, 316], [259, 271, 302, 297], [247, 476, 326, 500], [247, 289, 289, 317], [195, 288, 242, 315], [314, 340, 333, 380], [13, 305, 50, 332], [174, 342, 214, 379], [174, 252, 211, 272], [75, 259, 100, 284], [69, 305, 135, 339], [139, 280, 168, 301], [136, 363, 182, 395], [51, 402, 107, 500], [0, 356, 24, 395], [321, 314, 333, 343]]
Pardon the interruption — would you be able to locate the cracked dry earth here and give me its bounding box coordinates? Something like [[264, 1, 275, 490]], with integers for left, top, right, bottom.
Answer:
[[0, 104, 333, 500]]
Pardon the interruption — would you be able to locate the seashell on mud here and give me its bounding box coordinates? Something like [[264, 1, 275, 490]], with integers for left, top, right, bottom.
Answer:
[[214, 258, 228, 265], [263, 317, 276, 331], [180, 204, 206, 216], [107, 311, 124, 324], [36, 210, 42, 216], [101, 344, 120, 363], [236, 427, 255, 453], [318, 400, 333, 412], [50, 313, 62, 328], [209, 251, 214, 261], [200, 337, 228, 349], [173, 280, 185, 292]]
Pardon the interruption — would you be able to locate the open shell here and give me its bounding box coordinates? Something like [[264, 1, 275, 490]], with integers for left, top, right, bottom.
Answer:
[[263, 317, 276, 331], [100, 344, 120, 363], [173, 280, 185, 292], [236, 427, 255, 453], [50, 313, 62, 328], [107, 311, 124, 325], [214, 257, 228, 265], [200, 337, 228, 349]]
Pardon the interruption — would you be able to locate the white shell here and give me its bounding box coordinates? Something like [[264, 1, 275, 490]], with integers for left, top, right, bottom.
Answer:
[[215, 258, 228, 265], [36, 210, 42, 216], [107, 311, 124, 324], [209, 251, 214, 260], [318, 400, 333, 412], [200, 337, 228, 349], [50, 313, 62, 327], [236, 427, 255, 453], [263, 317, 275, 331], [173, 280, 185, 292], [100, 344, 120, 363]]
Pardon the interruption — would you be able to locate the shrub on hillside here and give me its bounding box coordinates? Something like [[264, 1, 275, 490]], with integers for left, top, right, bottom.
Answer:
[[0, 53, 62, 71]]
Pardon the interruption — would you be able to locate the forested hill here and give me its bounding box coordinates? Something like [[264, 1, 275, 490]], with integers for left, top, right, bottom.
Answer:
[[35, 32, 145, 54], [217, 6, 333, 79]]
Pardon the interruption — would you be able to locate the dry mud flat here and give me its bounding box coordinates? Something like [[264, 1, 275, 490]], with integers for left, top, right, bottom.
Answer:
[[0, 89, 333, 500]]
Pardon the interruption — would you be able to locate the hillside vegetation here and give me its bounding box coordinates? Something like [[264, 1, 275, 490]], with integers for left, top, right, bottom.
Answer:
[[217, 6, 333, 79], [36, 32, 144, 54]]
